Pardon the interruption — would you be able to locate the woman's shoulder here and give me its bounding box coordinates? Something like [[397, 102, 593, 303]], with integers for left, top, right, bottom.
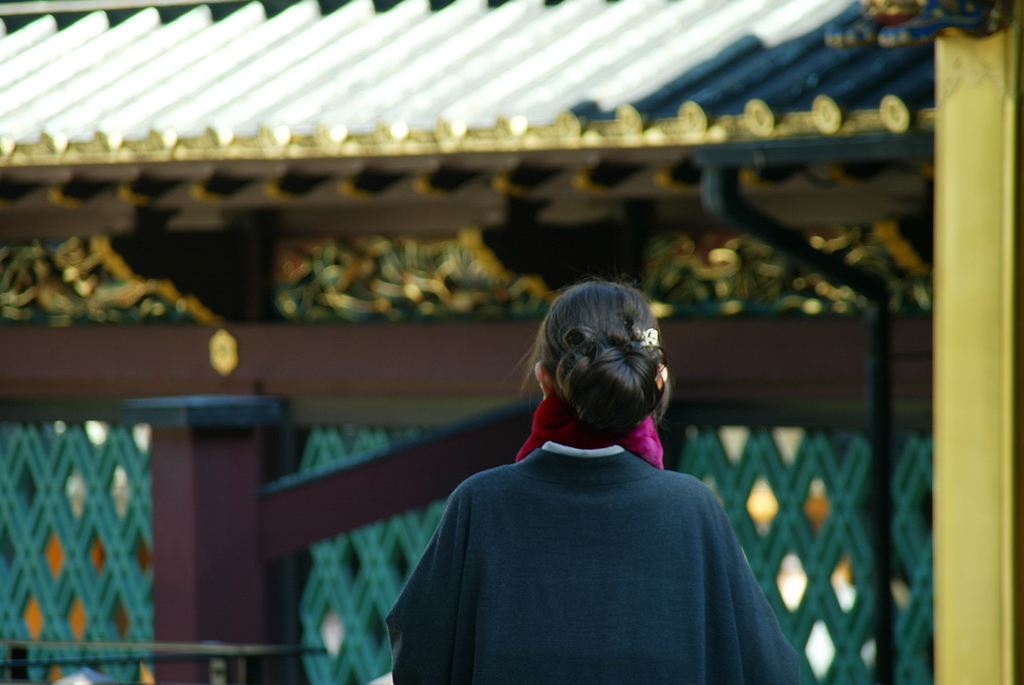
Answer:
[[646, 468, 723, 506], [658, 468, 712, 489], [449, 464, 518, 499]]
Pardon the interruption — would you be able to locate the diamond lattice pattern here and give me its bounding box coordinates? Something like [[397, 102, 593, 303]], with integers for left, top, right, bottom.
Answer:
[[298, 426, 445, 685], [295, 423, 932, 685], [677, 426, 933, 685], [0, 422, 153, 682]]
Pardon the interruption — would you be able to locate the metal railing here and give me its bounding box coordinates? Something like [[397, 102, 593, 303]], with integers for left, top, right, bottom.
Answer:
[[0, 641, 323, 685]]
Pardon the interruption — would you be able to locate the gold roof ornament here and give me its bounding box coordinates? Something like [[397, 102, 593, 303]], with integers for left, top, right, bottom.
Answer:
[[256, 125, 292, 156], [811, 96, 844, 135], [825, 0, 1008, 47], [435, 118, 468, 147], [678, 102, 709, 136], [313, 123, 348, 148], [744, 99, 776, 138], [0, 96, 935, 170], [880, 95, 912, 133]]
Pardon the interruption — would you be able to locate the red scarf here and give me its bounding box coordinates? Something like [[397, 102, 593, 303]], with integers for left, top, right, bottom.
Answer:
[[516, 394, 664, 469]]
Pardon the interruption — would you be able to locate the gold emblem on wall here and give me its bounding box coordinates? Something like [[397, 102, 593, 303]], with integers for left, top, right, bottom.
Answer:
[[209, 329, 238, 376]]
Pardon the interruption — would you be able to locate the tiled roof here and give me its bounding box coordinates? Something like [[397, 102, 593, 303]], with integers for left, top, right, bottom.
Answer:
[[621, 9, 933, 119], [0, 0, 934, 167]]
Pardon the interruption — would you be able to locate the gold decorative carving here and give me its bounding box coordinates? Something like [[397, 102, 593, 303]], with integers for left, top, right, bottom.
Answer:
[[645, 226, 932, 316], [274, 229, 550, 322], [873, 218, 931, 274], [0, 236, 220, 325], [826, 0, 1007, 47], [209, 329, 238, 376], [862, 0, 921, 22]]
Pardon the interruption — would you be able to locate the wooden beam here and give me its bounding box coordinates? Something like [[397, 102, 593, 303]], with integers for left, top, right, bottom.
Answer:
[[129, 397, 283, 682], [0, 318, 932, 403], [256, 405, 533, 560]]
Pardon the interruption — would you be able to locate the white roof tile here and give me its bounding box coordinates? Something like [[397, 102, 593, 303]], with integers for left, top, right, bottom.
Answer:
[[223, 0, 429, 135], [1, 12, 107, 93], [40, 6, 213, 142], [0, 15, 56, 67], [100, 2, 268, 139], [0, 0, 856, 145]]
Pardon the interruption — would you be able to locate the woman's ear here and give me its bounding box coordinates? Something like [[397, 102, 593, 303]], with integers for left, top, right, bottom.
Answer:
[[534, 362, 555, 398]]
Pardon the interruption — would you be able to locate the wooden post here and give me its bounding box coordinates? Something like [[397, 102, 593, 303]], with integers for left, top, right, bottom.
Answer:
[[933, 16, 1023, 685], [123, 396, 283, 683]]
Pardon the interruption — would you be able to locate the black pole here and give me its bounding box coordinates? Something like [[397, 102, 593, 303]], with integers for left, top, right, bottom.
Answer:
[[700, 166, 894, 685], [866, 301, 894, 684]]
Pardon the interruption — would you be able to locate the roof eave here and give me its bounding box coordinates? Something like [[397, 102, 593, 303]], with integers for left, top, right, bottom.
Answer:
[[0, 101, 936, 171]]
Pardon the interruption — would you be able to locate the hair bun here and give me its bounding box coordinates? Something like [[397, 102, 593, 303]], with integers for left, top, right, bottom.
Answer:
[[558, 345, 661, 433], [562, 327, 601, 356]]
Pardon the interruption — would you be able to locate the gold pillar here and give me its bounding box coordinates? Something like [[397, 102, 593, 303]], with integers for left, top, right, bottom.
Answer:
[[933, 15, 1022, 685]]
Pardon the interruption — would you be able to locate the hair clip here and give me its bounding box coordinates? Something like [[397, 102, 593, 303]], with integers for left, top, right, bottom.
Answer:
[[640, 328, 659, 347]]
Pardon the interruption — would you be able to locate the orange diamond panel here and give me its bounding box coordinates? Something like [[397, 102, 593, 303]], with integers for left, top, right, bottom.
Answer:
[[803, 478, 831, 535], [24, 596, 43, 640], [1, 422, 155, 684], [68, 598, 87, 640], [45, 532, 64, 579], [114, 601, 130, 638], [136, 539, 151, 574], [89, 537, 106, 574]]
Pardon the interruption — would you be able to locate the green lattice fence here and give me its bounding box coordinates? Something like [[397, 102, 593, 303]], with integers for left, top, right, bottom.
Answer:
[[298, 423, 933, 685], [0, 416, 932, 685], [890, 433, 933, 685], [0, 421, 153, 682], [298, 426, 446, 685], [675, 426, 933, 685]]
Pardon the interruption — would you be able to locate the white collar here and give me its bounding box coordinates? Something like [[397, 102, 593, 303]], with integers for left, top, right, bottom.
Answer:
[[541, 441, 625, 458]]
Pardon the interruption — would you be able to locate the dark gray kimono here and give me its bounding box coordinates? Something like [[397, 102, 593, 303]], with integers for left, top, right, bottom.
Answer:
[[387, 448, 799, 684]]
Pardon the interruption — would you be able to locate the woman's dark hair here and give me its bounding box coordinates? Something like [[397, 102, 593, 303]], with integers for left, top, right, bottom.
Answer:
[[530, 279, 669, 432]]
